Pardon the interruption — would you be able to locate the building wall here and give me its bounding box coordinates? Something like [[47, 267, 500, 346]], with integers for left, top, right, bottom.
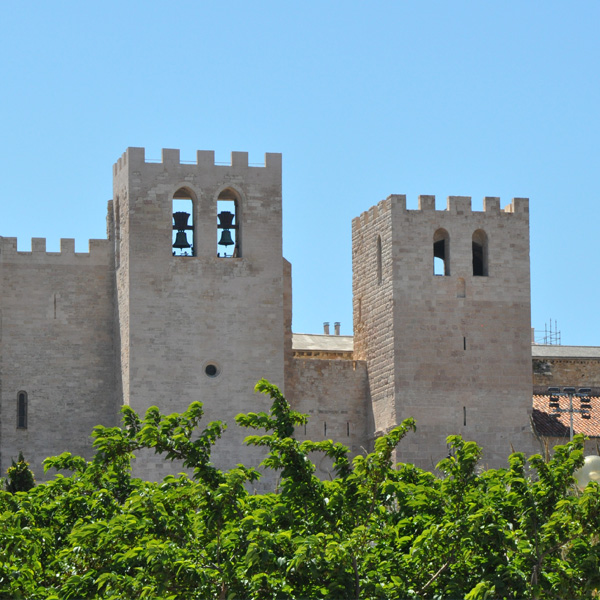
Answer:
[[533, 357, 600, 390], [352, 197, 396, 443], [0, 237, 116, 477], [286, 357, 370, 478]]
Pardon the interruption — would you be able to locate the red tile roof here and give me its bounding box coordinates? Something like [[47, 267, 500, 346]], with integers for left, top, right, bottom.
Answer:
[[532, 395, 600, 438]]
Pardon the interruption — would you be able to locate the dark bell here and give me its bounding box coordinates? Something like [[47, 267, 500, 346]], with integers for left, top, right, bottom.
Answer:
[[218, 229, 234, 246], [218, 211, 235, 228], [173, 211, 190, 230], [173, 231, 191, 249]]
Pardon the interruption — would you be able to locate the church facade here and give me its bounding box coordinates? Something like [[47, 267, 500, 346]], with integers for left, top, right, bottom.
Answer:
[[0, 147, 553, 483]]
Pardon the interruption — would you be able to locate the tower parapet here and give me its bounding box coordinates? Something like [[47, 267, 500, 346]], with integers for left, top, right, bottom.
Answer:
[[353, 194, 528, 219], [0, 237, 110, 264], [113, 147, 282, 177]]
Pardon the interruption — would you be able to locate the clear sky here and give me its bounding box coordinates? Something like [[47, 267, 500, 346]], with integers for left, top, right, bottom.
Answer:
[[1, 2, 598, 345]]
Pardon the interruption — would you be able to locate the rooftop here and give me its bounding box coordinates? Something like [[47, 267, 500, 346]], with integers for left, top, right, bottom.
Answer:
[[532, 345, 600, 359], [292, 333, 354, 355], [532, 395, 600, 438]]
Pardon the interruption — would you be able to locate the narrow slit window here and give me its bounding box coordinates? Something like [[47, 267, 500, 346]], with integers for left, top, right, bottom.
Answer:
[[472, 229, 488, 276], [114, 197, 121, 266], [17, 391, 27, 429], [376, 235, 382, 284], [172, 189, 195, 257], [433, 228, 450, 276], [217, 188, 240, 258]]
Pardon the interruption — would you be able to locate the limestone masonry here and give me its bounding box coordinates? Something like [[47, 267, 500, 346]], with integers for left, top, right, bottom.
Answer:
[[1, 147, 597, 484]]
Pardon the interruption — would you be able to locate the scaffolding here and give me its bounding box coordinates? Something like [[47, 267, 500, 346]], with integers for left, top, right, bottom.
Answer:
[[534, 319, 561, 345]]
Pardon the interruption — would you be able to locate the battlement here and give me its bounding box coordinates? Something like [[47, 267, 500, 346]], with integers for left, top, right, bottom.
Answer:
[[0, 237, 110, 264], [353, 195, 529, 228], [113, 147, 282, 177]]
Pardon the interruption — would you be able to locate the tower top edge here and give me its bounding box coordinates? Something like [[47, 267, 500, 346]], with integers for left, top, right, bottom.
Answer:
[[353, 195, 529, 225], [113, 147, 282, 176]]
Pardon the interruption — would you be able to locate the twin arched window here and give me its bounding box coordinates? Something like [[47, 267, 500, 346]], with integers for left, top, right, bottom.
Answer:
[[171, 187, 242, 258], [432, 228, 488, 277]]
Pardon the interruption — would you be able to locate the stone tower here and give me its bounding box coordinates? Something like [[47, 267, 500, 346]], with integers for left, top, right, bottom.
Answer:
[[352, 194, 534, 469], [112, 148, 285, 481]]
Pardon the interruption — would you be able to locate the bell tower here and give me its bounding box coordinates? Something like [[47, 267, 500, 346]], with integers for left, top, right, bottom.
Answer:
[[112, 148, 284, 480], [353, 194, 535, 468]]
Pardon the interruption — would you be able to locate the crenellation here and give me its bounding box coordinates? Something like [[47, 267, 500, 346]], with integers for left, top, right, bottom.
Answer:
[[387, 194, 406, 212], [483, 197, 501, 213], [0, 238, 18, 254], [510, 197, 529, 214], [60, 238, 75, 253], [231, 151, 249, 168], [0, 237, 110, 262], [418, 195, 436, 210], [31, 238, 46, 253], [447, 195, 472, 214], [114, 147, 280, 176], [196, 150, 215, 166], [161, 148, 180, 165], [265, 152, 282, 170]]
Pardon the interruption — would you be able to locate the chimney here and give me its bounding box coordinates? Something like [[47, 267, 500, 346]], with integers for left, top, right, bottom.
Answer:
[[334, 322, 340, 336], [323, 322, 330, 335]]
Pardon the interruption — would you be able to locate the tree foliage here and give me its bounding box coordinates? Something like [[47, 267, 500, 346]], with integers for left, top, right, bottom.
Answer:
[[4, 451, 35, 494], [0, 379, 599, 599]]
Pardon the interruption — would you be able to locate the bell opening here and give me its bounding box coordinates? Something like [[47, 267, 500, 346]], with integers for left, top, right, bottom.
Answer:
[[173, 195, 194, 257], [217, 194, 239, 257]]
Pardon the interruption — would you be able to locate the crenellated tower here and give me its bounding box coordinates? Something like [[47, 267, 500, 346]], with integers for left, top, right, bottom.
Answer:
[[112, 148, 285, 482], [353, 194, 535, 468]]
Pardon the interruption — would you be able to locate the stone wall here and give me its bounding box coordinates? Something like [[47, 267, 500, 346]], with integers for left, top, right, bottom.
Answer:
[[286, 357, 370, 478], [0, 237, 117, 477], [533, 357, 600, 391]]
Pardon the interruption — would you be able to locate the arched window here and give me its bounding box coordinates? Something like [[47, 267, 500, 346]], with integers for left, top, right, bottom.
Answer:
[[376, 235, 382, 284], [472, 229, 488, 276], [433, 228, 450, 276], [172, 188, 195, 257], [217, 188, 241, 258], [17, 391, 27, 429]]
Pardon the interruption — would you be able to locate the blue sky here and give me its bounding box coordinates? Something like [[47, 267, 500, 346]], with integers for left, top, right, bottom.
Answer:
[[1, 2, 598, 345]]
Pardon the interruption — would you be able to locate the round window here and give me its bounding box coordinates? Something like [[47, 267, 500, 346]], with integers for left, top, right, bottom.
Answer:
[[204, 363, 219, 378]]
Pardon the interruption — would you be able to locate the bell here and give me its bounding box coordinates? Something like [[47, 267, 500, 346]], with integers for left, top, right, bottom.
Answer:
[[218, 211, 235, 228], [218, 229, 234, 246], [173, 231, 191, 249], [173, 211, 190, 230]]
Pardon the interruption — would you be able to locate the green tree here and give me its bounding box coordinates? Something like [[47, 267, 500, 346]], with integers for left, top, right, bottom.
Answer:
[[5, 451, 35, 493], [0, 381, 598, 599]]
